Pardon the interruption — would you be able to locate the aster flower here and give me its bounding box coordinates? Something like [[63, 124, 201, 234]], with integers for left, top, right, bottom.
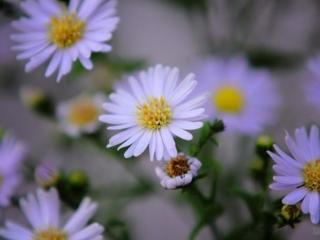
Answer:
[[269, 126, 320, 224], [304, 55, 320, 109], [193, 56, 279, 135], [155, 153, 201, 189], [11, 0, 119, 81], [99, 65, 207, 161], [58, 94, 106, 136], [0, 188, 104, 240], [0, 135, 25, 207]]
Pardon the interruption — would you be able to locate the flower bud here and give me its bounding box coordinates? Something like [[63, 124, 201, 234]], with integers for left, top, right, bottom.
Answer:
[[277, 204, 302, 227], [280, 204, 301, 222], [67, 170, 89, 190], [0, 127, 5, 141], [20, 86, 55, 118], [35, 161, 59, 189], [256, 134, 274, 159]]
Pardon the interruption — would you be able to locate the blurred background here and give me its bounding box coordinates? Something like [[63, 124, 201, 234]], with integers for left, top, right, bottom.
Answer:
[[1, 0, 320, 239]]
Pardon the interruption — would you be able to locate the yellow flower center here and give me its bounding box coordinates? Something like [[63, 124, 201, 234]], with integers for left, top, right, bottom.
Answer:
[[67, 99, 99, 126], [49, 14, 85, 49], [137, 97, 172, 130], [165, 155, 190, 177], [303, 160, 320, 192], [33, 228, 67, 240], [213, 85, 244, 113]]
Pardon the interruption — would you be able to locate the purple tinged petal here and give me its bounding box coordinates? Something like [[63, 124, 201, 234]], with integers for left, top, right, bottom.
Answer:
[[282, 187, 308, 205]]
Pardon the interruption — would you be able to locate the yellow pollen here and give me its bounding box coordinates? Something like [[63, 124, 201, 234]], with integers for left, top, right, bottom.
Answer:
[[33, 228, 67, 240], [213, 85, 244, 113], [67, 99, 99, 126], [303, 160, 320, 192], [49, 14, 85, 48], [137, 97, 172, 130], [165, 155, 190, 178]]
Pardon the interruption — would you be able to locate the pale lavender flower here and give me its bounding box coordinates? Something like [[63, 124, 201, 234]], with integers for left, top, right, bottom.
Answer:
[[11, 0, 119, 81], [0, 135, 26, 207], [269, 126, 320, 224], [193, 56, 280, 135], [0, 188, 104, 240], [99, 65, 207, 161]]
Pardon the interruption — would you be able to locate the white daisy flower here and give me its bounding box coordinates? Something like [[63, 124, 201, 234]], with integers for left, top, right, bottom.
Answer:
[[99, 65, 207, 161], [155, 153, 201, 189], [58, 94, 106, 137], [0, 188, 104, 240], [0, 135, 26, 207], [11, 0, 119, 81], [194, 56, 280, 135], [269, 126, 320, 224]]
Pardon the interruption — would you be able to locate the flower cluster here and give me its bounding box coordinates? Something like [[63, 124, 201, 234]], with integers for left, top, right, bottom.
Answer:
[[4, 0, 320, 239]]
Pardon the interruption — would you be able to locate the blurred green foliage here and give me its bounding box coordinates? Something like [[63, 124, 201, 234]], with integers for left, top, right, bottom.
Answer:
[[162, 0, 207, 11]]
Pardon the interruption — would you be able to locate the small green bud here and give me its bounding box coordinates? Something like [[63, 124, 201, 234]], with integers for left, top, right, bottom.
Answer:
[[250, 157, 264, 172], [67, 170, 89, 189], [280, 204, 301, 222], [210, 119, 225, 133], [0, 127, 5, 141], [20, 86, 55, 118], [57, 170, 90, 209], [277, 204, 302, 227], [256, 134, 274, 159], [257, 135, 273, 148]]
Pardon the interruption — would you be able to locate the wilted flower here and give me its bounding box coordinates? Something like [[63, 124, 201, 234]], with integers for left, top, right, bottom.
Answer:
[[194, 56, 279, 135], [11, 0, 119, 81], [269, 126, 320, 224], [0, 188, 104, 240], [0, 134, 25, 207], [58, 94, 105, 137], [155, 153, 201, 189], [100, 65, 207, 161]]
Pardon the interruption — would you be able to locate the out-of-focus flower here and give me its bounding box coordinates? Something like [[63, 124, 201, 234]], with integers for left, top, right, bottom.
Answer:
[[35, 160, 59, 189], [0, 134, 25, 207], [0, 188, 104, 240], [194, 56, 279, 135], [58, 94, 105, 137], [155, 153, 201, 189], [100, 65, 207, 161], [304, 55, 320, 110], [11, 0, 119, 81], [269, 126, 320, 224]]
